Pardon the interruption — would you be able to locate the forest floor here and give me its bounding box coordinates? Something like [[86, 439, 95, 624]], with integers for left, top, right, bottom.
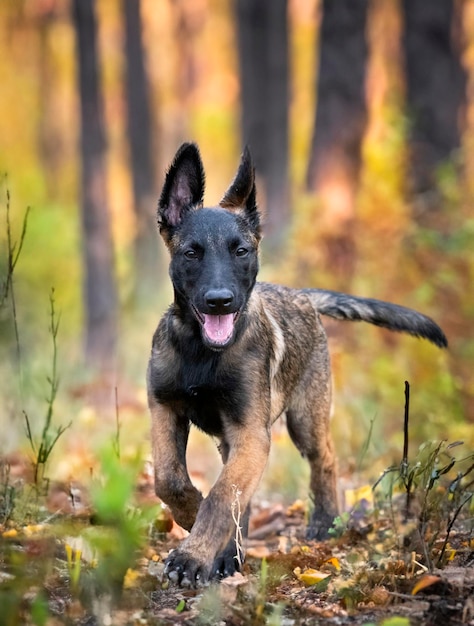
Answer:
[[1, 451, 473, 626]]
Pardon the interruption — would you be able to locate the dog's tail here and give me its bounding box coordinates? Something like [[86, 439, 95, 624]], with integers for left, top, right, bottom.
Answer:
[[303, 289, 447, 348]]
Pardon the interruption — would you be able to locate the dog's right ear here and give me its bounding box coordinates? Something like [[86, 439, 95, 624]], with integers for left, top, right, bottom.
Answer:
[[158, 143, 205, 242]]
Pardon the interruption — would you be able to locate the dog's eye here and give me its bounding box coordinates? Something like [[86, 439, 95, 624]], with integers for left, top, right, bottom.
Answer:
[[184, 249, 199, 259], [235, 247, 248, 258]]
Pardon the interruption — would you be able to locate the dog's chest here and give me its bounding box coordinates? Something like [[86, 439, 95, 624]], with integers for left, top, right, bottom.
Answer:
[[180, 383, 239, 436], [151, 356, 247, 437]]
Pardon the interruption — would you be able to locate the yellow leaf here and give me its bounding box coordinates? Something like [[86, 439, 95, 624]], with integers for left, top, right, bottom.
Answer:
[[412, 574, 441, 595], [24, 524, 45, 536], [2, 529, 17, 538], [287, 499, 306, 514], [294, 567, 330, 586], [443, 543, 456, 562], [123, 568, 140, 589], [344, 484, 374, 509], [65, 543, 73, 566], [323, 556, 341, 571]]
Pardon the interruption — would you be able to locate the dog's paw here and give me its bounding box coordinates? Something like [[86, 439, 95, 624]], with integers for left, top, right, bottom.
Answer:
[[306, 510, 336, 541], [164, 549, 210, 588], [210, 542, 244, 580]]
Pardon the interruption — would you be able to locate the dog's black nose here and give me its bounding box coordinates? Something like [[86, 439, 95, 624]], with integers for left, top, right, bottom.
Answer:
[[205, 289, 234, 312]]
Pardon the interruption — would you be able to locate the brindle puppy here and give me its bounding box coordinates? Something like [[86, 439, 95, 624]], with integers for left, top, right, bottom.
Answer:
[[147, 143, 447, 587]]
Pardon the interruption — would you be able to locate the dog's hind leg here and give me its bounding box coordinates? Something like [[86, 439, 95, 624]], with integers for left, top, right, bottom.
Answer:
[[286, 349, 339, 540]]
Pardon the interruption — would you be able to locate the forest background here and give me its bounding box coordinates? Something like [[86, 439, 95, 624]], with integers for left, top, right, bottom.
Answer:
[[0, 0, 473, 503]]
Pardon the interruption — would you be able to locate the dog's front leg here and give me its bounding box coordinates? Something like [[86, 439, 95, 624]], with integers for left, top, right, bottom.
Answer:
[[164, 422, 271, 587], [150, 399, 203, 531]]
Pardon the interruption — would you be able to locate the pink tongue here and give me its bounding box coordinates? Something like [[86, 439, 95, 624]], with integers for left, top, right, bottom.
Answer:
[[203, 314, 234, 344]]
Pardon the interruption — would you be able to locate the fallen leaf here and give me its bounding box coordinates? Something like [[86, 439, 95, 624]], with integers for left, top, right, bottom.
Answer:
[[411, 574, 441, 595], [221, 571, 247, 587], [287, 499, 306, 514], [323, 556, 341, 571], [344, 484, 374, 509], [247, 545, 272, 559], [123, 568, 140, 589], [370, 585, 390, 605], [294, 566, 330, 586], [24, 524, 46, 536], [175, 599, 186, 613]]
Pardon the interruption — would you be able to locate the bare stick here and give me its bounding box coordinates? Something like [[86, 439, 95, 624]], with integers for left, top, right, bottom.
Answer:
[[231, 484, 243, 570], [402, 381, 411, 521], [2, 184, 30, 400], [113, 387, 121, 460], [437, 492, 474, 566]]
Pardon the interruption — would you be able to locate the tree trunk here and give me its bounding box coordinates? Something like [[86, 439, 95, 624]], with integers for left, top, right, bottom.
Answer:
[[37, 6, 64, 199], [306, 0, 369, 289], [402, 0, 467, 211], [72, 0, 118, 371], [170, 0, 201, 143], [402, 0, 471, 420], [122, 0, 160, 303], [235, 0, 289, 255]]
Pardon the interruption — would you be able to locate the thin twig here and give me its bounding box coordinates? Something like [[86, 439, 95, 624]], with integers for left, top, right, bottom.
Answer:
[[113, 387, 121, 460], [25, 289, 71, 487], [2, 185, 30, 400], [437, 492, 474, 566], [231, 484, 243, 570], [402, 381, 411, 521]]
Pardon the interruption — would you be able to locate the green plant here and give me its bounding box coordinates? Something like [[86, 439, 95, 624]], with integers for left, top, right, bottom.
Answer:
[[328, 511, 351, 538], [82, 445, 158, 600], [265, 602, 286, 626], [196, 585, 224, 625], [1, 185, 30, 416], [65, 541, 83, 595], [1, 184, 30, 320], [0, 461, 16, 525], [112, 387, 121, 460], [0, 529, 53, 626], [23, 289, 71, 488], [374, 382, 474, 569], [254, 557, 269, 621]]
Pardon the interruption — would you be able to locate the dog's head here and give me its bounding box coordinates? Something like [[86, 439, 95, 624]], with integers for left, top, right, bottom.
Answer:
[[158, 143, 261, 350]]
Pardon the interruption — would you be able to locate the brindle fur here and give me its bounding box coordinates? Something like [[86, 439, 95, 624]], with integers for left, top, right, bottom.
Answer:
[[147, 143, 447, 587]]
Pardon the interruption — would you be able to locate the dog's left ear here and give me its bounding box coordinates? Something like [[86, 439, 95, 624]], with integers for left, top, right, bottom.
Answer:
[[220, 147, 261, 239], [158, 143, 205, 242]]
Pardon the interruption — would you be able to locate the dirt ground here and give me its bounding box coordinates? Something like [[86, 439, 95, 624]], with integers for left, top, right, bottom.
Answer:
[[2, 496, 472, 625]]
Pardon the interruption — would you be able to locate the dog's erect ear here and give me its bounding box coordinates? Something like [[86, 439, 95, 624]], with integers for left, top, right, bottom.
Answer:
[[220, 146, 261, 238], [158, 143, 205, 237]]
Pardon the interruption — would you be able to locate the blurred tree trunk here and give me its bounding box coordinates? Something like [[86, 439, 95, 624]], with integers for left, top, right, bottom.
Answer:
[[235, 0, 289, 255], [170, 0, 202, 143], [306, 0, 369, 289], [402, 0, 467, 215], [402, 0, 472, 420], [37, 4, 64, 199], [122, 0, 160, 303], [72, 0, 118, 371]]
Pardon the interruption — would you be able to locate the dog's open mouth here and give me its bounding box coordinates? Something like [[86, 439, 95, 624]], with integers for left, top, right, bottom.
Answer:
[[193, 308, 239, 346]]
